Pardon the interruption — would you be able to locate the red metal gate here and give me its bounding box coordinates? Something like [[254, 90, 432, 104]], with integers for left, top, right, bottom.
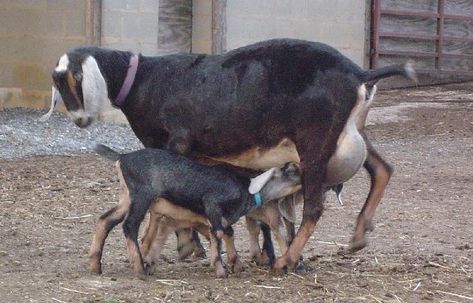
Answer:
[[371, 0, 473, 79]]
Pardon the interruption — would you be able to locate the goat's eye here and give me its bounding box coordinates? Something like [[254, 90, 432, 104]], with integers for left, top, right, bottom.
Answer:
[[74, 72, 83, 82]]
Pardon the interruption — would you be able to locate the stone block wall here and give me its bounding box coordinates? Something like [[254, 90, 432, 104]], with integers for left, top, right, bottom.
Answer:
[[0, 0, 90, 109]]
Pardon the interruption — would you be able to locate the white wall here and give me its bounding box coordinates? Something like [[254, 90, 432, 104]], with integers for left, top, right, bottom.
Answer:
[[225, 0, 368, 66]]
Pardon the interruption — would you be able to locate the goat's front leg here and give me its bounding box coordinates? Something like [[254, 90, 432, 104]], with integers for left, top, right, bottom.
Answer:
[[222, 226, 244, 273], [142, 216, 174, 273], [350, 136, 393, 252], [245, 216, 269, 265], [140, 211, 162, 257], [209, 229, 227, 278], [265, 207, 289, 256]]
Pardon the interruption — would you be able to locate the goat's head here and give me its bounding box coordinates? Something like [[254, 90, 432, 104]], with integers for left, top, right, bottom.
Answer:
[[249, 162, 302, 202], [45, 51, 110, 128]]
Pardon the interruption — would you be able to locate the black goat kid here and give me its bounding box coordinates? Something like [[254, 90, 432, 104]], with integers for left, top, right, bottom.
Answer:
[[90, 144, 301, 278]]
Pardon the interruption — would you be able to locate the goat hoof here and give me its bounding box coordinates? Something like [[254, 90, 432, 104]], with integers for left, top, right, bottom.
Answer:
[[293, 260, 306, 273], [348, 237, 368, 253], [89, 263, 102, 275], [192, 247, 206, 259], [273, 257, 288, 275], [257, 250, 272, 266], [137, 272, 148, 281], [144, 260, 157, 275], [178, 243, 196, 261], [215, 263, 228, 278], [231, 257, 244, 273]]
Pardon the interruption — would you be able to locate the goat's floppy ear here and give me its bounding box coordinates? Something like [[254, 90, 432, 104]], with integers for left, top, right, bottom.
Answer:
[[278, 191, 303, 223], [39, 86, 63, 122], [249, 168, 276, 194], [277, 194, 296, 223], [81, 56, 109, 114]]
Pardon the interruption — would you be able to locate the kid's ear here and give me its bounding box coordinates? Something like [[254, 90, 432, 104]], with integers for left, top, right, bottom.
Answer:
[[249, 168, 276, 194]]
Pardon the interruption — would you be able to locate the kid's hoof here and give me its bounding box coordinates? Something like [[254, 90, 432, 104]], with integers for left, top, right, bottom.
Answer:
[[137, 272, 148, 281], [192, 247, 206, 259], [273, 257, 288, 275], [231, 257, 244, 273], [215, 262, 228, 278], [144, 261, 157, 275], [178, 242, 196, 261]]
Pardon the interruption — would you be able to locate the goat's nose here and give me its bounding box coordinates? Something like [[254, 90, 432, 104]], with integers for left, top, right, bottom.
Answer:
[[75, 116, 92, 128]]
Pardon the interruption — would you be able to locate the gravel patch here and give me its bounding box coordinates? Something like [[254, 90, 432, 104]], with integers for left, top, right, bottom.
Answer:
[[0, 108, 142, 159]]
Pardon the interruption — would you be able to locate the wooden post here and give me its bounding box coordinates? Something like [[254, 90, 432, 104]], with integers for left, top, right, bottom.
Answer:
[[158, 0, 192, 54], [86, 0, 102, 46], [212, 0, 226, 54]]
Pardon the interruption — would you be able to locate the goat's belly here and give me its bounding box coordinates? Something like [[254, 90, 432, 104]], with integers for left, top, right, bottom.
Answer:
[[152, 198, 209, 226], [212, 138, 300, 170], [325, 132, 367, 186], [211, 132, 366, 186]]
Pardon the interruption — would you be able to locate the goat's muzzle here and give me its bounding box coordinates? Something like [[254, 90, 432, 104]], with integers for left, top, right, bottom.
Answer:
[[74, 116, 93, 128]]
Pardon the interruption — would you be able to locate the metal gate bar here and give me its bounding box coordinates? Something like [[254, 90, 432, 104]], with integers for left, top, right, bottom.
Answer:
[[371, 0, 473, 75]]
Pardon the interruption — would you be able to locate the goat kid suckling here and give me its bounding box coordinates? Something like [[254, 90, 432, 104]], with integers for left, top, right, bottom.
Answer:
[[90, 144, 301, 278]]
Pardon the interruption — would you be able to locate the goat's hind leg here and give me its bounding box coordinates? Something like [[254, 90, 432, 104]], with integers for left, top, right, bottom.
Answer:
[[89, 204, 128, 274], [350, 136, 393, 252]]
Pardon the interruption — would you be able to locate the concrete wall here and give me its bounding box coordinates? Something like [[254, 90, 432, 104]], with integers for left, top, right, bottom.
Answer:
[[0, 0, 90, 109], [225, 0, 368, 66], [1, 0, 371, 112], [101, 0, 159, 55]]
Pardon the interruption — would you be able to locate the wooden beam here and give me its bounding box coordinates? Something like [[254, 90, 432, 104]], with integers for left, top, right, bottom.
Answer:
[[158, 0, 192, 54], [212, 0, 226, 54], [86, 0, 102, 46]]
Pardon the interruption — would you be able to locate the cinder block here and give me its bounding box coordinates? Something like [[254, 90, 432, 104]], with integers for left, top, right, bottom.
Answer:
[[65, 11, 87, 37], [137, 13, 158, 40], [139, 42, 159, 55], [103, 0, 138, 12], [47, 0, 85, 12], [102, 10, 123, 38], [0, 64, 16, 88], [121, 12, 141, 39], [0, 8, 44, 35], [140, 0, 159, 13], [0, 0, 46, 10]]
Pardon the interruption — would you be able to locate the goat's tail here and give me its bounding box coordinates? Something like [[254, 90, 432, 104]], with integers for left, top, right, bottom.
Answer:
[[362, 61, 417, 84], [94, 144, 121, 161]]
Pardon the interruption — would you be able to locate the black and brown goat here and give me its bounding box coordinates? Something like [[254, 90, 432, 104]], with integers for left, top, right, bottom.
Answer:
[[90, 144, 301, 277], [48, 39, 415, 272]]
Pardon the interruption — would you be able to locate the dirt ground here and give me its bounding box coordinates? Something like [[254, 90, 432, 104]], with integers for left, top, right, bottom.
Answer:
[[1, 83, 472, 303]]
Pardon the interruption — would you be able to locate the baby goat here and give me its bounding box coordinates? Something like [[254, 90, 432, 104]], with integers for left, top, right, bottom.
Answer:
[[90, 145, 301, 278]]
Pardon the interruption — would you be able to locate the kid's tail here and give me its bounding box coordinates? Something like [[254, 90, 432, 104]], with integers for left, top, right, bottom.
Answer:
[[94, 144, 121, 161]]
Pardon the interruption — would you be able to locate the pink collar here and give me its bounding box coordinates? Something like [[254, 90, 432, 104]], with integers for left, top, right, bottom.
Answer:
[[114, 54, 139, 107]]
